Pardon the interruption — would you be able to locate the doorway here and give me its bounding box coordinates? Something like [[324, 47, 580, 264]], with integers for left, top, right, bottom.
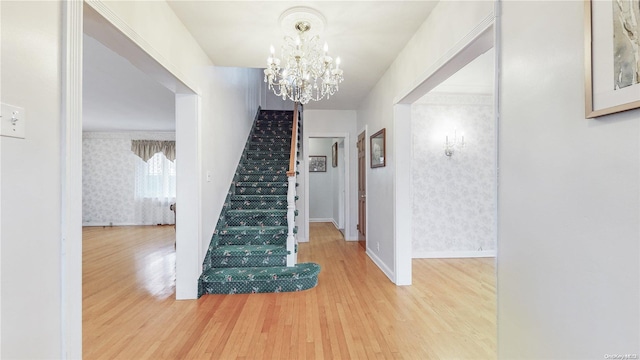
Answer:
[[82, 1, 200, 298], [307, 137, 348, 236], [393, 21, 497, 285], [63, 3, 201, 356], [304, 133, 351, 242]]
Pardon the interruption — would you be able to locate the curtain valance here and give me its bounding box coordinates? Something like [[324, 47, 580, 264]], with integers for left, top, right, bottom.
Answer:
[[131, 140, 176, 162]]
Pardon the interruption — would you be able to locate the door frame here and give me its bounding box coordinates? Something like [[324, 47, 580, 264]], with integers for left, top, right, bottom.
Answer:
[[392, 14, 497, 286], [62, 2, 202, 357], [357, 125, 369, 251], [304, 132, 351, 242], [356, 129, 367, 248]]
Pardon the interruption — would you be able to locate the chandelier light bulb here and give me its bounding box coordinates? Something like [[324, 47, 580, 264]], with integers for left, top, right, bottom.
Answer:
[[336, 57, 341, 69], [323, 42, 328, 54], [270, 45, 275, 55]]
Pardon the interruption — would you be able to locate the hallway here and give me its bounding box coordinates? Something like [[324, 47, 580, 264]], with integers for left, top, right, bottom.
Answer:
[[83, 223, 495, 359]]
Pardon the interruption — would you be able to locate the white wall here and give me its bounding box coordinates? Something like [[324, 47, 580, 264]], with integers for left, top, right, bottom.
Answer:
[[308, 138, 335, 220], [302, 110, 358, 241], [82, 132, 175, 226], [498, 1, 639, 357], [200, 66, 263, 259], [1, 1, 63, 358], [411, 93, 496, 257], [264, 84, 294, 110], [357, 1, 495, 278]]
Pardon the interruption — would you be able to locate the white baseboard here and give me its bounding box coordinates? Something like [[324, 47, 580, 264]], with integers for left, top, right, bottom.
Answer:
[[343, 233, 359, 241], [309, 218, 333, 223], [297, 237, 309, 243], [366, 249, 396, 283], [413, 250, 497, 259], [82, 222, 136, 227]]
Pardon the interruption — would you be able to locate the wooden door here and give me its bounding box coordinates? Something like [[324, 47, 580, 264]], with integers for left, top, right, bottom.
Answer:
[[357, 131, 366, 249]]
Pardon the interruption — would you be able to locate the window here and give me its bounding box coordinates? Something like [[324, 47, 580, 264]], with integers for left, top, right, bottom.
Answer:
[[135, 152, 176, 199]]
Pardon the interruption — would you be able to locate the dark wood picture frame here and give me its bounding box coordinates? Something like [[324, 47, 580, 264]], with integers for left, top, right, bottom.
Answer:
[[332, 142, 338, 167], [309, 155, 327, 172], [370, 128, 386, 168]]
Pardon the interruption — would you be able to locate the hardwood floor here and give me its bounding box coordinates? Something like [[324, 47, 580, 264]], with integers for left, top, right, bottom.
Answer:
[[83, 223, 496, 359]]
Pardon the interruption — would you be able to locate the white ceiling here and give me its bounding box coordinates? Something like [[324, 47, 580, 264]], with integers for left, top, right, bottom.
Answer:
[[83, 1, 443, 131], [167, 1, 439, 110]]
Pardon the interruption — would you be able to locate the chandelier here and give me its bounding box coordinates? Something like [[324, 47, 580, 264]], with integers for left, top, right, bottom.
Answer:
[[264, 8, 344, 104]]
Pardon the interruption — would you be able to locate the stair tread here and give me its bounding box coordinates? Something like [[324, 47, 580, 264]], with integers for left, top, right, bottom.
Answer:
[[211, 244, 287, 256], [228, 209, 287, 214], [218, 226, 288, 234], [230, 194, 287, 199], [242, 159, 289, 162], [236, 172, 288, 176], [236, 182, 286, 186], [201, 262, 320, 282], [247, 150, 290, 154]]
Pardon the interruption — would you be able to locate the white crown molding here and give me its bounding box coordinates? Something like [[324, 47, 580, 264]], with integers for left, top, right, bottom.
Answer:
[[82, 131, 176, 140], [430, 84, 494, 96], [414, 92, 494, 106]]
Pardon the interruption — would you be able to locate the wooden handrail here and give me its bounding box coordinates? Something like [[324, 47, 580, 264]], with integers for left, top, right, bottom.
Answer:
[[286, 102, 299, 177]]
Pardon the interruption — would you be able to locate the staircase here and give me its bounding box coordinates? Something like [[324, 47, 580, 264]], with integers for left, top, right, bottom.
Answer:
[[198, 109, 320, 296]]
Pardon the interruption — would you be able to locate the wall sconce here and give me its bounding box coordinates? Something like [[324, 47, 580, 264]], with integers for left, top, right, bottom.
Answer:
[[444, 130, 464, 157]]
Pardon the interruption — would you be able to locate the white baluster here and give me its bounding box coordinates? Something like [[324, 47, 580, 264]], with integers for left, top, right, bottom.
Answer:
[[286, 175, 296, 266]]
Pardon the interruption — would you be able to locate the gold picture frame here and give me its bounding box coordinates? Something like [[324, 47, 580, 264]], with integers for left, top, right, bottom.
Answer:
[[332, 142, 338, 167]]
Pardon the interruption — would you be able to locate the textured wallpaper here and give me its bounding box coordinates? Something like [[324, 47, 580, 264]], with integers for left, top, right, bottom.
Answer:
[[411, 93, 497, 255], [82, 132, 175, 226]]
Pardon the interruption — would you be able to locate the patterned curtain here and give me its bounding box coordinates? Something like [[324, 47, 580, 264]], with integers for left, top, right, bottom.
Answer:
[[131, 140, 176, 162]]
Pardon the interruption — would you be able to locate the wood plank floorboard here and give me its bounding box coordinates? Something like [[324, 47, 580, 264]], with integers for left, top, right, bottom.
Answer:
[[83, 222, 496, 359]]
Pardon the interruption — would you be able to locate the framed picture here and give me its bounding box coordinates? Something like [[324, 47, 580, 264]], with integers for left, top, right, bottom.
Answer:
[[309, 155, 326, 172], [585, 0, 640, 118], [370, 128, 386, 168], [332, 142, 338, 167]]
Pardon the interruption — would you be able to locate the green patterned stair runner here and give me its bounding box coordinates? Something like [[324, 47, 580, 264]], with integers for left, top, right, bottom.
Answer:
[[198, 109, 320, 297], [199, 263, 320, 295]]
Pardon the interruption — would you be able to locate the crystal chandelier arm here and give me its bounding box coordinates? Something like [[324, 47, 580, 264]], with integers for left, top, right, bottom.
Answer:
[[264, 15, 344, 104]]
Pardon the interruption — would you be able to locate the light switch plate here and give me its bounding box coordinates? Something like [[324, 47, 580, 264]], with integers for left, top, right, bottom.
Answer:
[[1, 103, 26, 139]]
